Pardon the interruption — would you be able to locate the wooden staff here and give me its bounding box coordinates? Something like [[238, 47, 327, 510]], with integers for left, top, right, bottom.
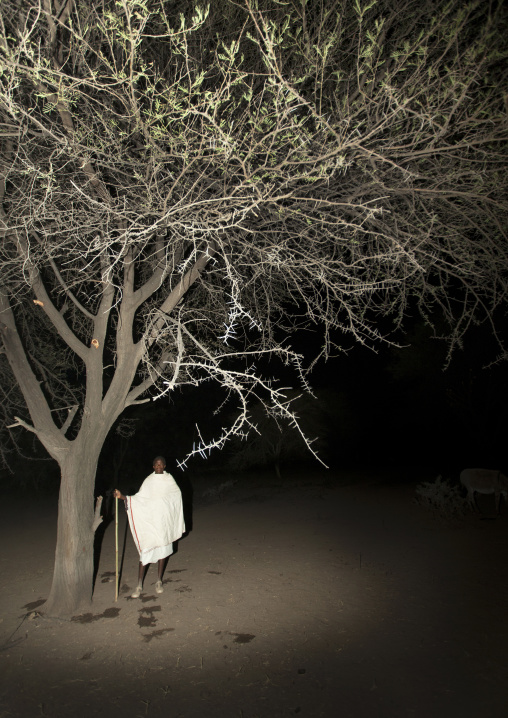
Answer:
[[115, 496, 119, 602]]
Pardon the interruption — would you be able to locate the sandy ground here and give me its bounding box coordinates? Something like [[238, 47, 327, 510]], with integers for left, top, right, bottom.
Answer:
[[0, 469, 507, 718]]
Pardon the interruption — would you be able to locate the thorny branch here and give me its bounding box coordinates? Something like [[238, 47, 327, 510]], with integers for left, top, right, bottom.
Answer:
[[0, 0, 506, 466]]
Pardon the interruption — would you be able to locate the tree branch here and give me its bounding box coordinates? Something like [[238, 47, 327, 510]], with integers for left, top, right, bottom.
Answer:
[[0, 295, 70, 458], [131, 238, 174, 309], [45, 253, 95, 321], [6, 416, 37, 434], [60, 404, 79, 435], [24, 265, 89, 361], [124, 348, 173, 407], [91, 495, 103, 533], [143, 240, 218, 349]]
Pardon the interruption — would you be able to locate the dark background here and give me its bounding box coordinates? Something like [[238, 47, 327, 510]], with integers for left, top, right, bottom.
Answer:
[[2, 316, 506, 495]]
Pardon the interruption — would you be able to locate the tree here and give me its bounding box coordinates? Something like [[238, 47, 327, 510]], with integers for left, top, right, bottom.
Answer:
[[227, 389, 331, 480], [0, 0, 507, 617]]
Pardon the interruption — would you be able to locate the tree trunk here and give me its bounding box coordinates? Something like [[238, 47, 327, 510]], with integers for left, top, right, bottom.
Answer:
[[43, 442, 102, 618]]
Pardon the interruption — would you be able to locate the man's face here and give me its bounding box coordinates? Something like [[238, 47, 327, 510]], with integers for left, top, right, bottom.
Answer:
[[153, 459, 166, 474]]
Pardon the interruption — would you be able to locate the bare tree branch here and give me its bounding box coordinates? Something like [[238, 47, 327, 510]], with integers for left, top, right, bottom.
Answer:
[[6, 416, 38, 434], [60, 404, 78, 435], [0, 0, 506, 618]]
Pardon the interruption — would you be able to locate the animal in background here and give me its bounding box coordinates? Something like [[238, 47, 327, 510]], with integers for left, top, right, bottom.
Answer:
[[460, 468, 508, 515]]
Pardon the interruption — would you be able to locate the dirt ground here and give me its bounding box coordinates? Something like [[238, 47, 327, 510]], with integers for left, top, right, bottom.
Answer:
[[0, 469, 507, 718]]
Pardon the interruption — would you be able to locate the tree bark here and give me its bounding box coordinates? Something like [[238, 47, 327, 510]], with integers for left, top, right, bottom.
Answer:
[[43, 434, 103, 618]]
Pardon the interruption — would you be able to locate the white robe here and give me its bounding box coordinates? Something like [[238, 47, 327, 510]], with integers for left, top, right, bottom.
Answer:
[[126, 471, 185, 565]]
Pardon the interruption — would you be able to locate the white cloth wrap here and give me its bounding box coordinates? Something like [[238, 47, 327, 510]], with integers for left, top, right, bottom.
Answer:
[[126, 471, 185, 566]]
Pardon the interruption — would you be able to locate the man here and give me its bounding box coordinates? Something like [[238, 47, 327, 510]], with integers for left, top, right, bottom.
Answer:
[[114, 456, 185, 598]]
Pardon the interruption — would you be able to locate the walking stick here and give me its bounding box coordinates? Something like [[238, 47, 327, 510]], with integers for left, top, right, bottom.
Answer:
[[115, 496, 119, 602]]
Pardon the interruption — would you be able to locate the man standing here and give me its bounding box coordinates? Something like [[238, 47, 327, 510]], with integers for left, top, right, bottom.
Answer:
[[114, 456, 185, 598]]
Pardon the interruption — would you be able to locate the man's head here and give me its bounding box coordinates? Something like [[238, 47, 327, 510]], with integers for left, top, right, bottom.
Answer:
[[153, 456, 166, 474]]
